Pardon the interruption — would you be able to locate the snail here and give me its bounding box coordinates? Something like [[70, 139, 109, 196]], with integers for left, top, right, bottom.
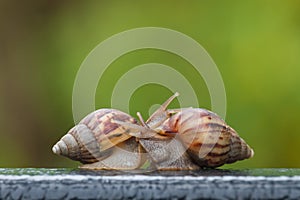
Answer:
[[52, 109, 146, 170], [114, 92, 254, 169], [52, 93, 254, 170]]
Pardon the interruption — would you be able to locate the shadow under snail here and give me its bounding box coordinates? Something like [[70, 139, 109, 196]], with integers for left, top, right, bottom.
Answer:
[[52, 93, 254, 170]]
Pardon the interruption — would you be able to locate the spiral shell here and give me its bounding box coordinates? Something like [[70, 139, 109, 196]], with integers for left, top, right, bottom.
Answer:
[[156, 108, 254, 168], [52, 109, 139, 166]]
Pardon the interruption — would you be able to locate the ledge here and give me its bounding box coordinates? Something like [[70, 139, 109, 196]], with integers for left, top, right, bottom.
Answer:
[[1, 168, 300, 199]]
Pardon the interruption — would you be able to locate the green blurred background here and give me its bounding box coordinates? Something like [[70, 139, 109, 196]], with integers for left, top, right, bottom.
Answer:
[[1, 0, 300, 168]]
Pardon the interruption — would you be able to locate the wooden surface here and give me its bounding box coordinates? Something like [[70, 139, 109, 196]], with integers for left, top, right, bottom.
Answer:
[[1, 168, 300, 199]]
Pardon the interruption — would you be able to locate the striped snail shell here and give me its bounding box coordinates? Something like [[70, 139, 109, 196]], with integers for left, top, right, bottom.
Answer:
[[155, 108, 254, 168], [52, 109, 145, 170]]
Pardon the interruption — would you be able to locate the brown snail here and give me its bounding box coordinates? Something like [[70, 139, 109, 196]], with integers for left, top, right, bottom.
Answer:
[[52, 109, 146, 170], [117, 92, 254, 169], [52, 93, 254, 170]]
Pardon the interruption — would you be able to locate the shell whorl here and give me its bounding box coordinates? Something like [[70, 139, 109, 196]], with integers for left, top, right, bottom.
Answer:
[[227, 130, 254, 163], [52, 132, 78, 156], [52, 124, 106, 163]]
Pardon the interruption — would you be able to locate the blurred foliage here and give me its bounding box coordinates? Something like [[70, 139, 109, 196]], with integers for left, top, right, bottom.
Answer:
[[0, 0, 300, 168]]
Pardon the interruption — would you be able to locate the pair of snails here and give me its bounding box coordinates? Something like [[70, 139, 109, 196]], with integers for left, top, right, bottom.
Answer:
[[52, 93, 254, 170]]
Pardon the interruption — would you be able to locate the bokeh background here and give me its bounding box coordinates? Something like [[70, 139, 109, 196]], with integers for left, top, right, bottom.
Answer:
[[1, 0, 300, 168]]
